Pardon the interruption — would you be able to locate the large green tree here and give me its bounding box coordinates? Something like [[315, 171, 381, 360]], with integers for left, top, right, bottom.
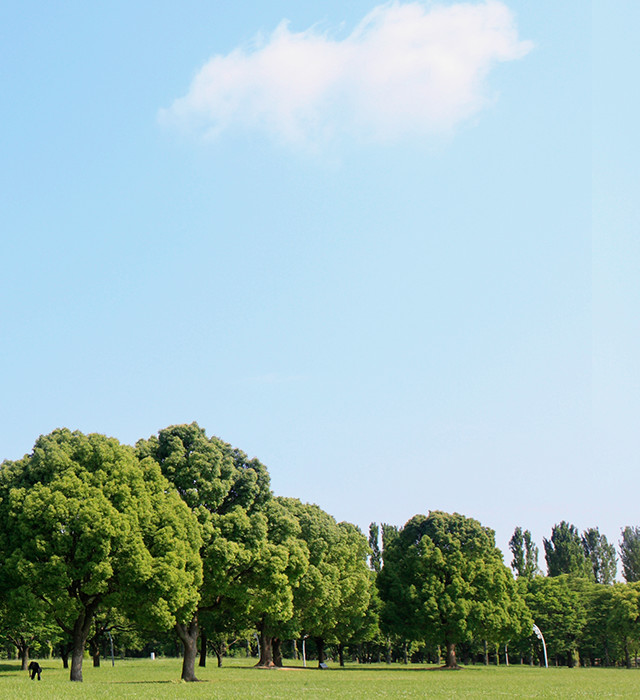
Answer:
[[509, 527, 540, 579], [136, 423, 272, 681], [282, 499, 372, 667], [378, 511, 525, 668], [582, 528, 617, 584], [620, 526, 640, 582], [0, 429, 202, 681], [544, 521, 591, 578]]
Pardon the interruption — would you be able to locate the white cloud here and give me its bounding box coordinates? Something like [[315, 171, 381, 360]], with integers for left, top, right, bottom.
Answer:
[[159, 1, 532, 149]]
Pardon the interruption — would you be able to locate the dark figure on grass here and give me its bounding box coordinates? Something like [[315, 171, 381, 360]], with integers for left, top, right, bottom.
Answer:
[[28, 661, 42, 680]]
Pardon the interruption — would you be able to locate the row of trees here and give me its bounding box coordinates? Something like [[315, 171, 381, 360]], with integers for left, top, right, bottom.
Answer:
[[0, 425, 375, 682], [372, 517, 640, 670], [1, 424, 639, 681]]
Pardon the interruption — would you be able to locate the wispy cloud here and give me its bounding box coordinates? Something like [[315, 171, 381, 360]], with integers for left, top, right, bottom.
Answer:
[[159, 1, 532, 149]]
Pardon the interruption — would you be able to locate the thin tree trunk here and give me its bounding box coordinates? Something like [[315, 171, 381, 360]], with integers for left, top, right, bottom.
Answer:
[[386, 636, 392, 664], [61, 647, 69, 669], [403, 640, 408, 664], [215, 646, 223, 667], [198, 628, 207, 668], [483, 640, 489, 666], [19, 642, 29, 671], [175, 615, 200, 682], [316, 637, 325, 667], [338, 643, 345, 667]]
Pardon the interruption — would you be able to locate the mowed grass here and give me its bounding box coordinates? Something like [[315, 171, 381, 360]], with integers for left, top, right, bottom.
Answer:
[[2, 657, 638, 699]]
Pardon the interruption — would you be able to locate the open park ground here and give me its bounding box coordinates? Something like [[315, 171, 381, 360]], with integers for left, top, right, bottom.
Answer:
[[2, 658, 638, 699]]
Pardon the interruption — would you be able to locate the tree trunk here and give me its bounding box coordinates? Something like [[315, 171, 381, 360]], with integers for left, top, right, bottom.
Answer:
[[403, 640, 408, 664], [625, 639, 631, 669], [93, 651, 101, 667], [61, 647, 69, 669], [175, 615, 200, 682], [215, 646, 223, 667], [18, 642, 29, 671], [70, 602, 100, 681], [386, 636, 392, 664], [198, 628, 207, 668], [444, 641, 459, 669], [316, 637, 325, 667], [338, 643, 345, 667], [256, 622, 275, 667], [483, 640, 489, 666], [273, 638, 283, 667]]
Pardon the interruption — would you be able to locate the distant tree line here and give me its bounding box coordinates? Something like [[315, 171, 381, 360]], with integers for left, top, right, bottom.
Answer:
[[0, 424, 639, 682]]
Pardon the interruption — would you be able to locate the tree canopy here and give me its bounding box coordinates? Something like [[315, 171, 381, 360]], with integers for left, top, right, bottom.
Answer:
[[0, 429, 202, 681]]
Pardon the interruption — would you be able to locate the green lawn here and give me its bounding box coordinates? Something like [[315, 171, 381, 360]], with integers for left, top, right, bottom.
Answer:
[[2, 658, 638, 699]]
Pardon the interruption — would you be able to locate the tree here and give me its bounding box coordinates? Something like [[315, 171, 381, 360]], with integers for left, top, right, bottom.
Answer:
[[620, 526, 640, 582], [283, 499, 372, 667], [369, 522, 382, 573], [509, 527, 540, 579], [582, 528, 616, 584], [378, 511, 525, 669], [0, 429, 202, 681], [245, 497, 308, 668], [136, 422, 273, 681], [0, 587, 60, 670], [525, 575, 587, 666], [544, 521, 591, 578], [606, 583, 640, 667]]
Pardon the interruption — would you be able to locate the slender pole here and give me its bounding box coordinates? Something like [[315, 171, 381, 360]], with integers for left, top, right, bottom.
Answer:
[[106, 631, 115, 667], [302, 635, 308, 668], [532, 624, 548, 668]]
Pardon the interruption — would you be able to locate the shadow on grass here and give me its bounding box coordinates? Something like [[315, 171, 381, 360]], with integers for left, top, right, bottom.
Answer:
[[230, 664, 483, 673], [0, 663, 24, 673], [110, 680, 214, 685]]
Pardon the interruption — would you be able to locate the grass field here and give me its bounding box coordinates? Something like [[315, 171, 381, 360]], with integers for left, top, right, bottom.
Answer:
[[2, 657, 638, 699]]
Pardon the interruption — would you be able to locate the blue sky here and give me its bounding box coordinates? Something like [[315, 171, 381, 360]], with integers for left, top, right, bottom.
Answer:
[[1, 1, 637, 566]]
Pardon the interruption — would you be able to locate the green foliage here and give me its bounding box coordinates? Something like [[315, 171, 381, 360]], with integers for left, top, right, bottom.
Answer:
[[524, 575, 587, 665], [137, 423, 273, 629], [281, 499, 372, 646], [581, 528, 616, 585], [368, 522, 382, 573], [619, 526, 640, 582], [509, 527, 540, 579], [378, 511, 526, 664], [0, 429, 202, 681], [543, 522, 591, 578], [0, 430, 202, 630]]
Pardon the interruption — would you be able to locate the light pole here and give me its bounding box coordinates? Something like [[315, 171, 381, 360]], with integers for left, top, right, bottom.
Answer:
[[532, 624, 548, 668]]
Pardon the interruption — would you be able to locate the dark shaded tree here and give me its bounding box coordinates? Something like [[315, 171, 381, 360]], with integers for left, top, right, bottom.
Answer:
[[582, 528, 616, 584], [544, 521, 591, 578], [620, 526, 640, 583], [509, 527, 540, 579]]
